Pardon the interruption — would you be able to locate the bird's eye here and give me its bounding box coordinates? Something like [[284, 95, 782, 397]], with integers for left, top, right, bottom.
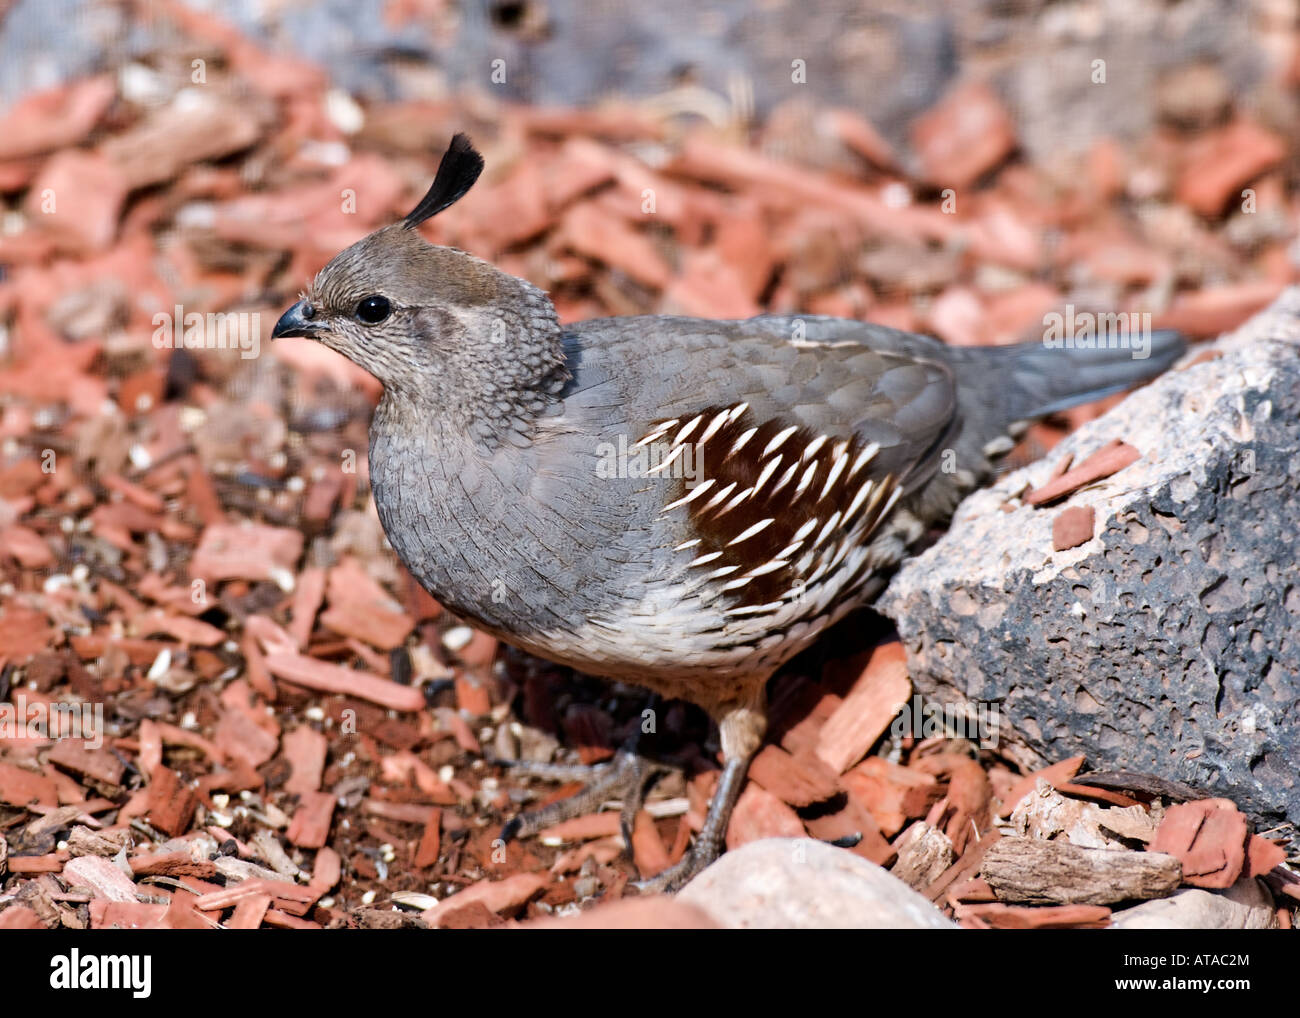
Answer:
[[355, 295, 391, 325]]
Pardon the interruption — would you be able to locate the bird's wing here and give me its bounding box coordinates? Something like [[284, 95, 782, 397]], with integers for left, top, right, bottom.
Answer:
[[548, 315, 962, 616], [566, 313, 962, 493]]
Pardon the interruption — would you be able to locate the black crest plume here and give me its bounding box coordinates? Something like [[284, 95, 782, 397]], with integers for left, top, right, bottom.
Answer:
[[403, 133, 485, 230]]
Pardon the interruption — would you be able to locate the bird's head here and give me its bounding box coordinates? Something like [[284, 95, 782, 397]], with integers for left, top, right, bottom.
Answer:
[[272, 135, 566, 437]]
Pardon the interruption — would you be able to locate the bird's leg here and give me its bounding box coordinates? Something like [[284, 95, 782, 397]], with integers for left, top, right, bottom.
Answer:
[[498, 739, 672, 848], [630, 697, 766, 895]]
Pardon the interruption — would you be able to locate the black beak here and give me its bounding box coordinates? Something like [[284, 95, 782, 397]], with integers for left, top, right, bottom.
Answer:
[[271, 300, 323, 340]]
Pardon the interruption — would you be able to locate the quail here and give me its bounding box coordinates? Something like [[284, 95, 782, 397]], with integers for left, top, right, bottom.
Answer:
[[272, 134, 1185, 890]]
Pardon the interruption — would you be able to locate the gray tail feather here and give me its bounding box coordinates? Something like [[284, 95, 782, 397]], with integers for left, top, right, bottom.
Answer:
[[982, 329, 1186, 424]]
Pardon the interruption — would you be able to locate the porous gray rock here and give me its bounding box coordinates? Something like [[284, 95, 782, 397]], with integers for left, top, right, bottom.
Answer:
[[878, 288, 1300, 834], [678, 837, 958, 929]]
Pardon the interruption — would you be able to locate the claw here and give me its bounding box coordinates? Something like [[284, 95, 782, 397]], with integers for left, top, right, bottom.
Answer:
[[499, 747, 674, 846], [629, 845, 715, 894], [499, 815, 524, 844], [630, 752, 751, 893], [498, 717, 757, 892]]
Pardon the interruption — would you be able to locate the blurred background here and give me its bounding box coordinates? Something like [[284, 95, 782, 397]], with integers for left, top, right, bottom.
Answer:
[[2, 1, 1297, 427], [0, 1, 1297, 926]]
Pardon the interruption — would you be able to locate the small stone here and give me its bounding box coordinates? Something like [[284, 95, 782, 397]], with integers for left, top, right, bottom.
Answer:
[[1109, 878, 1278, 930], [678, 837, 957, 929]]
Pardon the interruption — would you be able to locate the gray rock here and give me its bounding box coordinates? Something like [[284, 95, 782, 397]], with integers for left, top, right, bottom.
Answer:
[[678, 837, 958, 929], [878, 288, 1300, 835], [1110, 878, 1278, 930]]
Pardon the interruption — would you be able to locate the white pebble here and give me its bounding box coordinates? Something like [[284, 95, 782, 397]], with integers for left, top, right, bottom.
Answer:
[[442, 625, 473, 652], [325, 89, 365, 134]]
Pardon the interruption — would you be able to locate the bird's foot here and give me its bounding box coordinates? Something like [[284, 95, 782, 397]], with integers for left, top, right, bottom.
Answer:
[[630, 751, 750, 894], [497, 747, 673, 850], [628, 839, 720, 894], [498, 722, 756, 894]]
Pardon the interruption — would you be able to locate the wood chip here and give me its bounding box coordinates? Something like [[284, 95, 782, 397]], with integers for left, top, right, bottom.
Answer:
[[286, 790, 335, 849], [725, 783, 804, 849], [747, 744, 841, 807], [1246, 835, 1286, 878], [1052, 505, 1096, 551], [62, 854, 140, 902], [538, 812, 622, 843], [842, 756, 941, 837], [190, 522, 303, 583], [288, 566, 326, 648], [281, 724, 328, 795], [958, 901, 1112, 929], [1025, 440, 1141, 506], [801, 792, 895, 866], [997, 755, 1085, 817], [414, 809, 442, 869], [318, 558, 414, 650], [264, 650, 425, 711], [1150, 799, 1249, 889], [419, 872, 549, 927], [146, 765, 198, 837], [0, 762, 62, 808], [890, 822, 955, 891], [630, 810, 672, 878], [981, 837, 1182, 905], [814, 641, 911, 773], [225, 893, 272, 930]]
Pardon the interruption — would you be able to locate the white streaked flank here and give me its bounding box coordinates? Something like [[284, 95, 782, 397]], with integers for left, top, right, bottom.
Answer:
[[761, 425, 799, 458], [728, 517, 775, 546], [662, 478, 716, 512]]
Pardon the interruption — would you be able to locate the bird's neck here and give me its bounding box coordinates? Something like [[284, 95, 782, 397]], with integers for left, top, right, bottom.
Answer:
[[389, 281, 570, 452]]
